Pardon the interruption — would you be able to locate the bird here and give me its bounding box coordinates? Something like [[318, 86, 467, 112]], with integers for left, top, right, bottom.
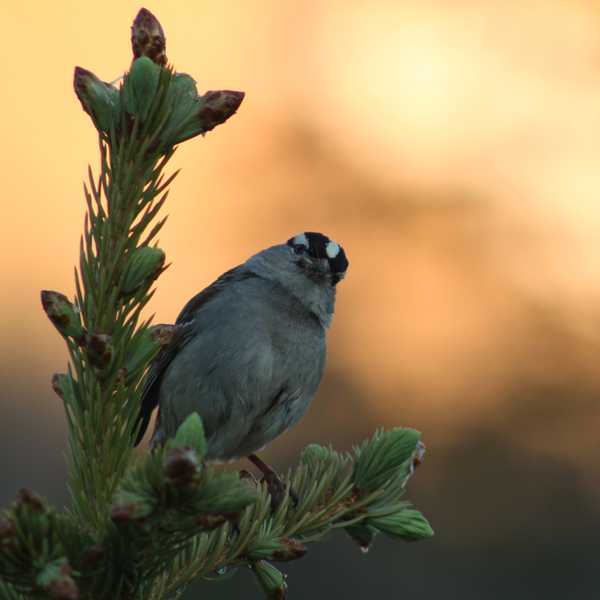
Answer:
[[134, 231, 349, 503]]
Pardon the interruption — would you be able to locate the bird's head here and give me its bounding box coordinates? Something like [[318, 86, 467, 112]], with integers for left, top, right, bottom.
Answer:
[[286, 232, 349, 286], [247, 231, 349, 326]]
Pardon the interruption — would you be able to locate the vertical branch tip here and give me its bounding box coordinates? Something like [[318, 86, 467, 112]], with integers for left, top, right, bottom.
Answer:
[[131, 8, 167, 66]]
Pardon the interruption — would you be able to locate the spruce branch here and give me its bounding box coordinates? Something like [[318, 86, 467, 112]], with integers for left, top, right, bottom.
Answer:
[[0, 8, 433, 600], [0, 421, 431, 599], [55, 9, 243, 531]]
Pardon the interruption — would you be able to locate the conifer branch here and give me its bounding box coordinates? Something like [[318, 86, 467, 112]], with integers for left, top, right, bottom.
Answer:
[[0, 9, 432, 599]]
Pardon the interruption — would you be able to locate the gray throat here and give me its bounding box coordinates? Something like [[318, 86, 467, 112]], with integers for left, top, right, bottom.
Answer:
[[246, 247, 336, 328]]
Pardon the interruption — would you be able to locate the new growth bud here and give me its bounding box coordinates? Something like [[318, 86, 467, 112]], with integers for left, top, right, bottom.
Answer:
[[169, 412, 207, 459], [51, 373, 76, 405], [368, 508, 434, 541], [124, 324, 176, 381], [164, 447, 200, 485], [157, 74, 245, 147], [353, 428, 422, 492], [198, 90, 245, 133], [124, 57, 161, 120], [271, 537, 307, 562], [84, 333, 112, 370], [171, 90, 245, 145], [41, 291, 84, 341], [122, 246, 165, 295], [300, 443, 335, 465], [131, 8, 167, 66], [251, 561, 288, 600], [73, 67, 119, 133]]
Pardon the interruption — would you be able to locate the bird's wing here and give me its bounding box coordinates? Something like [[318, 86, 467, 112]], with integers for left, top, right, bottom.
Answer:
[[133, 265, 256, 446]]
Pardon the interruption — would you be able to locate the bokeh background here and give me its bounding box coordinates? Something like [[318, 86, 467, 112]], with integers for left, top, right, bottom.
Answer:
[[2, 1, 600, 598]]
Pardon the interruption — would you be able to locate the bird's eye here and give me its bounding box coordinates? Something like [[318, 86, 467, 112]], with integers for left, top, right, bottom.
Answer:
[[293, 244, 307, 255]]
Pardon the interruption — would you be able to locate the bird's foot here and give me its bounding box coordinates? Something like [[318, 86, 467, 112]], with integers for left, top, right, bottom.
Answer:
[[263, 470, 287, 511], [247, 454, 297, 511]]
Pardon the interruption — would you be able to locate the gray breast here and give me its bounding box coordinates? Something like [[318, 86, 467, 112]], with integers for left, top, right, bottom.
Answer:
[[155, 276, 327, 460]]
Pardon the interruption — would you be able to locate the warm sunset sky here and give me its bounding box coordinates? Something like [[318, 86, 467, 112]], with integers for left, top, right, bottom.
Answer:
[[3, 1, 600, 483]]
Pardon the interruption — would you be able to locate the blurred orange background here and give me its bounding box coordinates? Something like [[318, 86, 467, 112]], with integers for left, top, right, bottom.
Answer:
[[2, 2, 600, 598]]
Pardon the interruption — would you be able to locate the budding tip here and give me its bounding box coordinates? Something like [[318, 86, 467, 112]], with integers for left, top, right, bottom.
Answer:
[[133, 7, 163, 32], [40, 290, 50, 310], [164, 447, 200, 484], [131, 7, 167, 66], [73, 66, 87, 82], [73, 67, 95, 92], [16, 488, 45, 512], [135, 7, 159, 22], [51, 374, 64, 398]]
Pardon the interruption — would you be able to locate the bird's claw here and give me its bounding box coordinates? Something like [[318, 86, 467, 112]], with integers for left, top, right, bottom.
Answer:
[[261, 471, 298, 511], [248, 454, 298, 511]]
